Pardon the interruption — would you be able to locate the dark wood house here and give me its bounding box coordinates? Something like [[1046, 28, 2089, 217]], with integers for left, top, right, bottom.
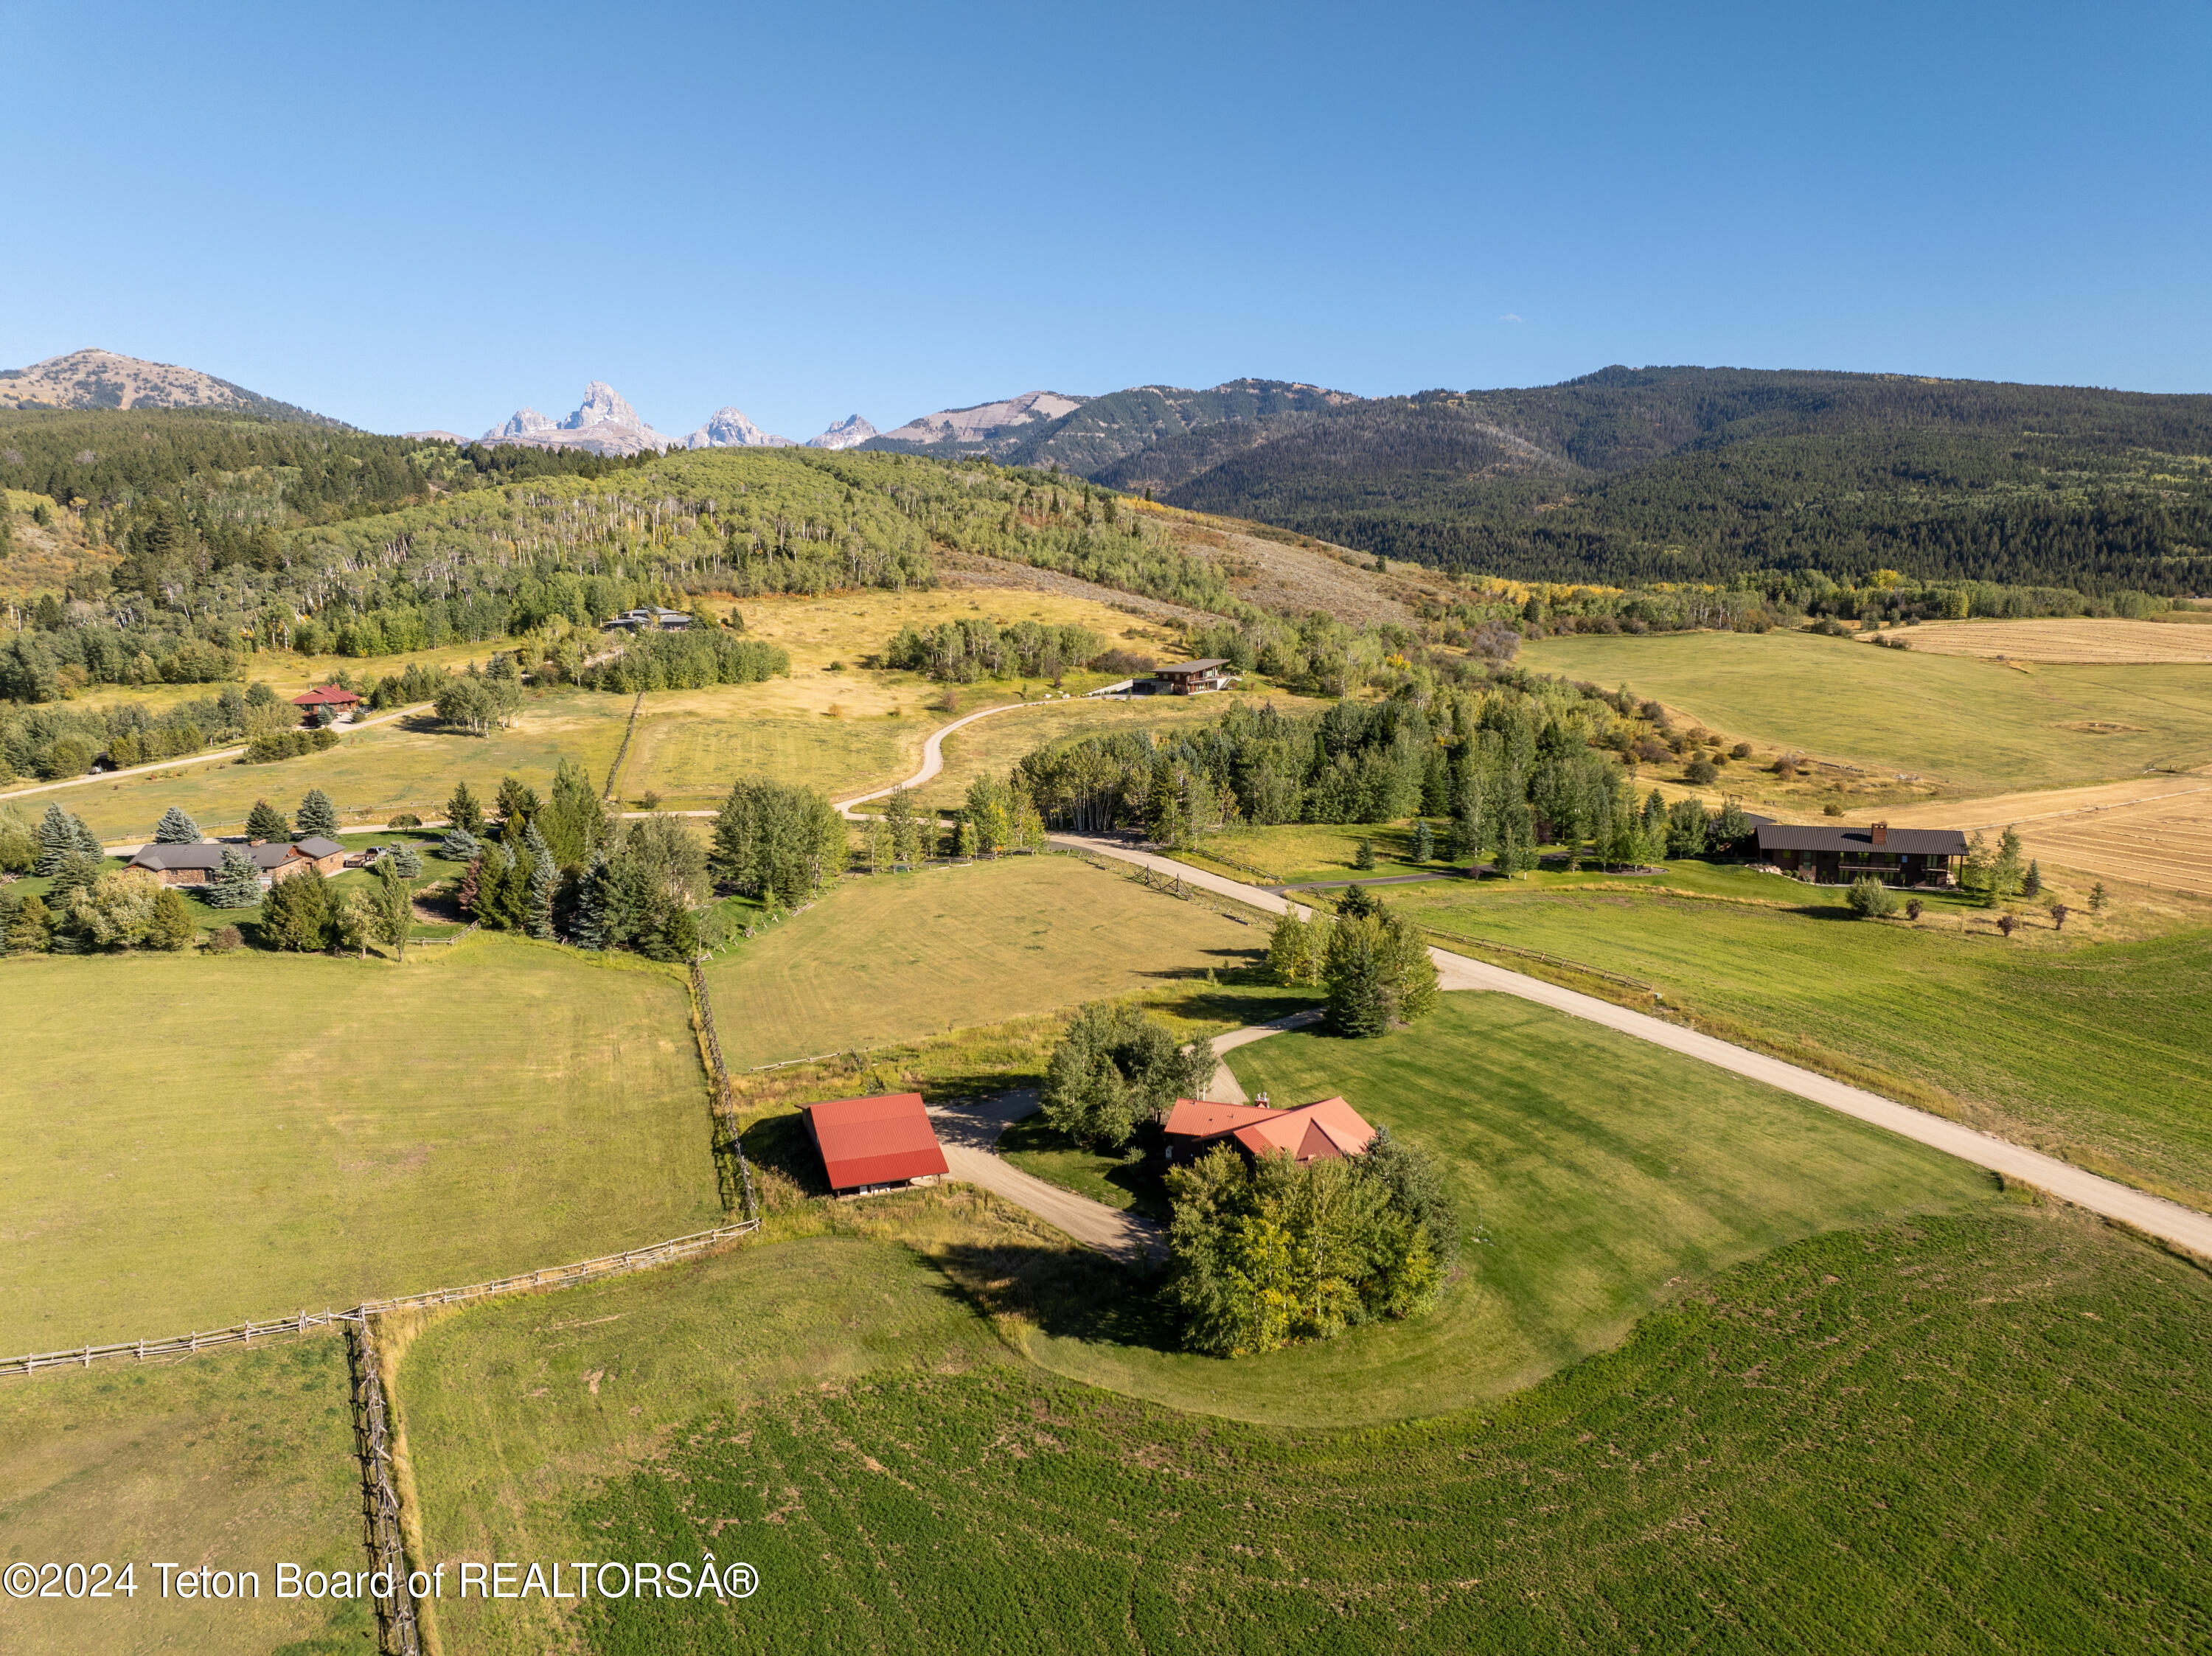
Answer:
[[1755, 821, 1967, 887]]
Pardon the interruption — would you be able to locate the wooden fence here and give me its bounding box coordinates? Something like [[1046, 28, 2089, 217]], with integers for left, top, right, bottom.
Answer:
[[0, 1221, 759, 1380], [688, 960, 761, 1222], [602, 690, 646, 801], [347, 1320, 422, 1656]]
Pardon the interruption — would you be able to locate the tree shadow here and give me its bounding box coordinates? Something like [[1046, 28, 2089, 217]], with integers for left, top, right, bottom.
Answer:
[[930, 1238, 1185, 1354]]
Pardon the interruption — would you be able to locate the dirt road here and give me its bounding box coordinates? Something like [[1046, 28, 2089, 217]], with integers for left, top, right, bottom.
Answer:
[[927, 1090, 1165, 1264]]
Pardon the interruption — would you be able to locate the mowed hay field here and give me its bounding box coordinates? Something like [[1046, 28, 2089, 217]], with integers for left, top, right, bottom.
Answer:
[[1521, 630, 2212, 795], [704, 857, 1262, 1069], [616, 684, 923, 807], [1032, 993, 1992, 1424], [1885, 773, 2212, 896], [35, 687, 636, 843], [398, 1208, 2212, 1654], [0, 1332, 371, 1656], [0, 939, 721, 1354], [1905, 617, 2212, 664]]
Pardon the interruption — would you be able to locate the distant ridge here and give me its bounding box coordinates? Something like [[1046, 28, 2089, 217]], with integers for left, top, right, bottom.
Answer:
[[0, 347, 345, 426], [866, 391, 1088, 457], [481, 382, 673, 456], [807, 414, 877, 450]]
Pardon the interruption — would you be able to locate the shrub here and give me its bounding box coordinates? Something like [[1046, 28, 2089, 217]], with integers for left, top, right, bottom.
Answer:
[[1040, 1001, 1212, 1149], [1684, 756, 1717, 786], [1731, 742, 1752, 759], [209, 924, 243, 953], [1846, 876, 1899, 919], [1997, 913, 2019, 938], [1905, 897, 1924, 920], [389, 811, 422, 829], [1822, 802, 1844, 817]]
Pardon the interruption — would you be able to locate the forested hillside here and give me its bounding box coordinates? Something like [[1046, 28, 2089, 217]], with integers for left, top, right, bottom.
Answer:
[[1090, 368, 2212, 595]]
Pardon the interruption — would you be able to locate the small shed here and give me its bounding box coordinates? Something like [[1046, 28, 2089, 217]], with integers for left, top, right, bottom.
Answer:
[[804, 1093, 949, 1195]]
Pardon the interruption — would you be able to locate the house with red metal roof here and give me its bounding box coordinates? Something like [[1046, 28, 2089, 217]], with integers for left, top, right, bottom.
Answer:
[[292, 685, 362, 721], [804, 1093, 950, 1196], [1162, 1094, 1377, 1166]]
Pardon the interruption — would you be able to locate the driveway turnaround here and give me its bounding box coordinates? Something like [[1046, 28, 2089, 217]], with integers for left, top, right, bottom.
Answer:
[[1050, 831, 2212, 1261], [928, 1091, 1166, 1265]]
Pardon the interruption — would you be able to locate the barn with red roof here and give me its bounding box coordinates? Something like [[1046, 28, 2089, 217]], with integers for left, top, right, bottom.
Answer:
[[1162, 1094, 1377, 1166], [804, 1093, 950, 1195]]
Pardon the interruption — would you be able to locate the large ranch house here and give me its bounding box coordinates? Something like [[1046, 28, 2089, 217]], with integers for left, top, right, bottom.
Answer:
[[128, 836, 347, 888], [1756, 821, 1968, 887]]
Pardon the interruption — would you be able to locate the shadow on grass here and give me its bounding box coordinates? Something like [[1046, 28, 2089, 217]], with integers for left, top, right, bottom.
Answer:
[[931, 1238, 1186, 1356]]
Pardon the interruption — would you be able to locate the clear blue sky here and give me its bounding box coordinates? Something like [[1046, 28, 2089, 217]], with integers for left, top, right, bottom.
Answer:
[[4, 2, 2205, 439]]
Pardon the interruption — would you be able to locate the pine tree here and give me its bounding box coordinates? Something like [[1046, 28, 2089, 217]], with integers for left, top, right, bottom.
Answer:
[[439, 827, 479, 863], [1412, 819, 1434, 861], [5, 892, 52, 954], [446, 781, 484, 837], [245, 799, 291, 841], [1354, 838, 1376, 871], [2089, 882, 2107, 913], [522, 822, 556, 939], [386, 843, 423, 879], [1324, 920, 1391, 1038], [495, 774, 538, 827], [2022, 858, 2042, 898], [294, 789, 340, 839], [206, 846, 265, 909], [34, 804, 94, 875], [571, 854, 610, 949], [262, 872, 331, 951], [153, 806, 202, 844], [148, 886, 197, 950], [72, 815, 102, 857]]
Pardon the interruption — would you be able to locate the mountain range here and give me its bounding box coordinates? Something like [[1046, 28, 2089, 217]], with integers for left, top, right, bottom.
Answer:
[[0, 348, 343, 425], [473, 384, 877, 456]]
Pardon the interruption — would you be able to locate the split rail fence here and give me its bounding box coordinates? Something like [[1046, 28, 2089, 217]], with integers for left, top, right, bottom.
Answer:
[[0, 1220, 759, 1380]]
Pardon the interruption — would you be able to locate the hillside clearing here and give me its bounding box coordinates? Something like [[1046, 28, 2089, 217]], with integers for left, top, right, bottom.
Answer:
[[704, 856, 1262, 1070], [0, 939, 720, 1353]]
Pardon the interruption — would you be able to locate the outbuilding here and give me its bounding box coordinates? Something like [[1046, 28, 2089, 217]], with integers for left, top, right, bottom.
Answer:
[[804, 1093, 949, 1196]]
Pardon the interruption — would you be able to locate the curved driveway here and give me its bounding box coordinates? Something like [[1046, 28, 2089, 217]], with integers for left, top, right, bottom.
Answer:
[[835, 696, 1068, 816]]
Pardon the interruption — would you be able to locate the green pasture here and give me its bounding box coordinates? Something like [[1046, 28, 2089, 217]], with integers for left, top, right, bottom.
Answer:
[[400, 1231, 1014, 1655], [1029, 992, 1989, 1423], [619, 695, 919, 807], [0, 939, 720, 1354], [1385, 880, 2212, 1208], [0, 1331, 369, 1656], [35, 688, 635, 843], [1522, 629, 2212, 795], [401, 1206, 2211, 1653], [703, 856, 1263, 1070]]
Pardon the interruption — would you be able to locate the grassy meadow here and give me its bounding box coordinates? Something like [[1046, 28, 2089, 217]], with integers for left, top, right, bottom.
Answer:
[[397, 1206, 2212, 1654], [703, 856, 1263, 1070], [0, 939, 721, 1354], [43, 688, 636, 843], [1381, 879, 2212, 1208], [0, 1330, 370, 1656], [1522, 628, 2212, 797]]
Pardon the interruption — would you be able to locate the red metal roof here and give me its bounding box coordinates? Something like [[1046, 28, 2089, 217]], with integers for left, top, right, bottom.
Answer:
[[805, 1093, 948, 1191], [292, 685, 361, 706], [1166, 1094, 1377, 1165]]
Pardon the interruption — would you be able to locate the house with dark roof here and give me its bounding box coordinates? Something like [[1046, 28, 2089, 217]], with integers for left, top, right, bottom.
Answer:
[[1755, 821, 1967, 886], [804, 1093, 950, 1196], [602, 605, 693, 633], [1142, 658, 1234, 696], [1162, 1094, 1377, 1166], [128, 835, 348, 888]]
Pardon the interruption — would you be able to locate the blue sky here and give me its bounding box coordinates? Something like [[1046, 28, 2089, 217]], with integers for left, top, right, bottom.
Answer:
[[4, 3, 2205, 438]]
